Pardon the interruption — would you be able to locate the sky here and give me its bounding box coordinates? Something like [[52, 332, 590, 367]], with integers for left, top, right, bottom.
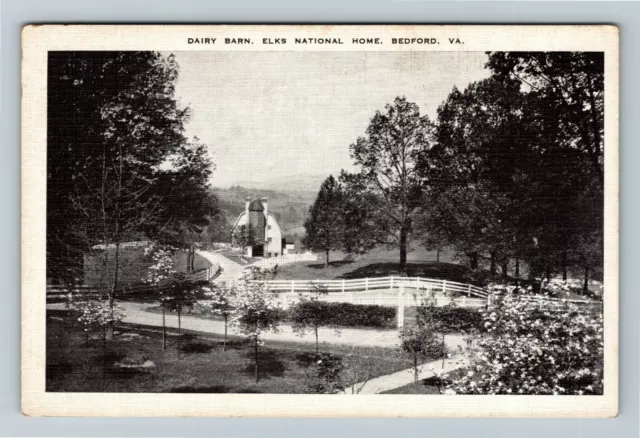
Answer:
[[170, 51, 491, 189]]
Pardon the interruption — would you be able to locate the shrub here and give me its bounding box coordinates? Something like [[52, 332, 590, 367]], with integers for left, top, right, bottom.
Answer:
[[444, 286, 604, 395], [400, 324, 445, 382], [287, 302, 396, 329], [416, 304, 484, 334], [305, 353, 346, 394]]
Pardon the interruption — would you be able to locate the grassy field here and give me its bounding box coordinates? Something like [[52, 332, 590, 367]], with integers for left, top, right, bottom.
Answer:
[[381, 368, 472, 394], [272, 246, 479, 284], [83, 247, 212, 288], [46, 316, 422, 393]]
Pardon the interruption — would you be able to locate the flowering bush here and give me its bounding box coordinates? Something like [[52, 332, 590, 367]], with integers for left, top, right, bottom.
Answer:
[[231, 266, 284, 382], [76, 299, 125, 337], [443, 286, 604, 395], [200, 282, 238, 350]]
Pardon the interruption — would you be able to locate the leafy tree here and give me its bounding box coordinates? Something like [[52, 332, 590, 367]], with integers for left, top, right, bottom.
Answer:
[[341, 97, 435, 273], [162, 273, 201, 357], [47, 52, 214, 335], [485, 52, 604, 284], [486, 52, 604, 185], [399, 323, 442, 382], [143, 244, 177, 350], [289, 283, 330, 354], [202, 282, 238, 351], [230, 267, 284, 382], [154, 139, 220, 273], [302, 176, 345, 266], [429, 78, 529, 274], [233, 224, 259, 255]]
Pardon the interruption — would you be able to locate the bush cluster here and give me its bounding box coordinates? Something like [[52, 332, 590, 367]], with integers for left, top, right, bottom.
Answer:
[[417, 305, 484, 333], [288, 301, 396, 329]]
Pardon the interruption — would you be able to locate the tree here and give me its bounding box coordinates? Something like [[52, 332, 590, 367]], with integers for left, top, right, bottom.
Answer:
[[289, 283, 329, 354], [486, 52, 604, 185], [302, 176, 344, 266], [233, 224, 259, 255], [429, 78, 529, 275], [47, 52, 212, 337], [484, 53, 604, 284], [162, 273, 201, 358], [399, 323, 442, 382], [202, 282, 237, 351], [143, 244, 177, 350], [230, 267, 284, 382], [444, 284, 604, 395], [341, 97, 435, 273], [154, 139, 220, 273]]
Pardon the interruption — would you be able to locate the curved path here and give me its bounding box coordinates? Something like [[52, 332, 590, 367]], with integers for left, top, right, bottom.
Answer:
[[198, 250, 245, 285]]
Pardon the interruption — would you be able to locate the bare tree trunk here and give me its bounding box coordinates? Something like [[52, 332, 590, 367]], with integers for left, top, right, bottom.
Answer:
[[254, 338, 259, 383], [501, 259, 509, 279], [178, 309, 181, 360], [223, 315, 228, 351], [583, 264, 590, 294], [315, 326, 319, 355], [413, 354, 419, 382], [490, 252, 497, 276], [562, 251, 568, 281], [468, 252, 478, 270], [515, 259, 520, 279], [436, 246, 440, 263], [107, 242, 120, 340], [441, 332, 446, 368], [162, 304, 167, 350], [399, 226, 408, 274], [325, 249, 330, 267]]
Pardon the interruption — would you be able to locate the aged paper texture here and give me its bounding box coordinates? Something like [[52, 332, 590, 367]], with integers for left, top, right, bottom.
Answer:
[[22, 25, 618, 417]]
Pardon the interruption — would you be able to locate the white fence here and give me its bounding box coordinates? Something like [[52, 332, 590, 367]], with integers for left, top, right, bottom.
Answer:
[[260, 276, 488, 298], [249, 252, 318, 269], [257, 276, 602, 327]]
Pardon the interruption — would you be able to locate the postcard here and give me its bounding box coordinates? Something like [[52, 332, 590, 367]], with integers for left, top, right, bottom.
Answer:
[[22, 24, 618, 417]]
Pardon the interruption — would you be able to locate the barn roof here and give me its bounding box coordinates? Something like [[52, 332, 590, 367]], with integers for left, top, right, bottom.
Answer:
[[248, 200, 264, 211]]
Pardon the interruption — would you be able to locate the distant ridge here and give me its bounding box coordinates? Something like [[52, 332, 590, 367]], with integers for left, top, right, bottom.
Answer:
[[229, 173, 331, 194]]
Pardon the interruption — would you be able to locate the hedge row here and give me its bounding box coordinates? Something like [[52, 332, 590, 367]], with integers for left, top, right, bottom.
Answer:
[[288, 301, 397, 329], [416, 306, 484, 333]]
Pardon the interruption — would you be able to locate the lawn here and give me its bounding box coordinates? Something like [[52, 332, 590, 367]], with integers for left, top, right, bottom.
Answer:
[[381, 369, 470, 394], [46, 315, 421, 393], [272, 245, 478, 284], [83, 247, 212, 288]]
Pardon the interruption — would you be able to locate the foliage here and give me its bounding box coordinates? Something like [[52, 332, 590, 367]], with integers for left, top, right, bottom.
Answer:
[[288, 302, 397, 329], [289, 283, 329, 353], [340, 96, 435, 273], [399, 324, 444, 382], [416, 303, 484, 334], [302, 176, 345, 266], [75, 299, 125, 337], [231, 266, 284, 382], [161, 273, 201, 315], [200, 282, 238, 350], [46, 51, 217, 294], [233, 224, 259, 253], [305, 353, 346, 394], [443, 285, 604, 395]]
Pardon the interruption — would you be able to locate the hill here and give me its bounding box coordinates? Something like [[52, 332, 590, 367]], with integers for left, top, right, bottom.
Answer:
[[212, 185, 317, 240]]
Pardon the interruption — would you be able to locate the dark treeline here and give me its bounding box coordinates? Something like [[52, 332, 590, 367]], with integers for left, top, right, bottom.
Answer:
[[304, 52, 604, 289], [47, 52, 221, 300]]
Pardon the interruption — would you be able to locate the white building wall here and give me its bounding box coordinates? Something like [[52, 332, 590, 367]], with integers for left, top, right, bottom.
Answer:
[[265, 213, 283, 256]]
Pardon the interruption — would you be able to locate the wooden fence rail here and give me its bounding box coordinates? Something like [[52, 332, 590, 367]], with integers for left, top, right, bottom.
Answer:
[[46, 264, 220, 302], [257, 276, 489, 298]]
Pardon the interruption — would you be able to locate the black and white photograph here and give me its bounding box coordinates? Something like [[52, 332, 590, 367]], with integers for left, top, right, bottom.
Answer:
[[22, 25, 619, 417]]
